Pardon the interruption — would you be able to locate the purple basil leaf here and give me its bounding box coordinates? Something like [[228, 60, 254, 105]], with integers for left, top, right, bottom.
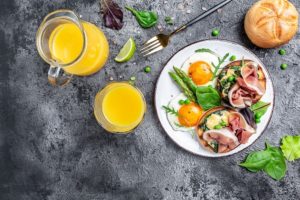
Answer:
[[240, 107, 257, 129], [100, 0, 123, 30]]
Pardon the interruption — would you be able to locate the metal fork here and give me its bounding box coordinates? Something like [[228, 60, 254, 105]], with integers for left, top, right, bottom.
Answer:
[[140, 0, 233, 57]]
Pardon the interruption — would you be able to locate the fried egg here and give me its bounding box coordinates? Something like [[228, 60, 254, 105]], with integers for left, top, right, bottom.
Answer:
[[167, 93, 203, 132], [181, 52, 219, 87]]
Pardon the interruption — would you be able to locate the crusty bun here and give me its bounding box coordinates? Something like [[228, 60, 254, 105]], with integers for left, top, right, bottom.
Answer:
[[245, 0, 299, 48]]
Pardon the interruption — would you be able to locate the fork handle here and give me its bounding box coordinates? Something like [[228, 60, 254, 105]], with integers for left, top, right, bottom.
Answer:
[[171, 0, 233, 36]]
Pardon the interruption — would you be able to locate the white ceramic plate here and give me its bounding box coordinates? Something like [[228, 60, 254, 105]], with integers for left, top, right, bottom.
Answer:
[[155, 40, 274, 157]]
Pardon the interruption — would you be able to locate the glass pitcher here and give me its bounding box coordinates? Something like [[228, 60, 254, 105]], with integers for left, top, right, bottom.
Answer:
[[36, 9, 109, 86]]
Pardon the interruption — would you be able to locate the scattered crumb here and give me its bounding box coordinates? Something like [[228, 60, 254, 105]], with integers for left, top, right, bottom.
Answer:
[[187, 10, 191, 14], [79, 15, 83, 18], [109, 77, 114, 81], [177, 3, 184, 10], [164, 1, 168, 4], [119, 75, 123, 79], [202, 7, 207, 11]]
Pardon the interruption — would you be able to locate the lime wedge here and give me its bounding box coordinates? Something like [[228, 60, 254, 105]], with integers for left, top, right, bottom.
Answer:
[[115, 37, 136, 63]]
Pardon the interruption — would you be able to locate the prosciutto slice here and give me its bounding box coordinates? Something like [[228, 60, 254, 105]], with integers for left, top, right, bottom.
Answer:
[[241, 62, 265, 95], [203, 128, 239, 153], [228, 112, 255, 144], [228, 84, 253, 108]]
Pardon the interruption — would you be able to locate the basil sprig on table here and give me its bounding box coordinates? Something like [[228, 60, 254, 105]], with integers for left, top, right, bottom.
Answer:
[[125, 7, 158, 28], [240, 143, 286, 180], [240, 135, 300, 181], [169, 67, 221, 110]]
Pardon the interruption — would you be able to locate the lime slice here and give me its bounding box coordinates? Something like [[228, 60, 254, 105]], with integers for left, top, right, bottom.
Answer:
[[115, 37, 136, 63]]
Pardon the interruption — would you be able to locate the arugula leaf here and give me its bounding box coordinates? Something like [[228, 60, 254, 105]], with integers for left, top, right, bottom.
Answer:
[[162, 106, 178, 116], [125, 7, 158, 28], [211, 53, 229, 79], [264, 143, 286, 181], [281, 135, 300, 161], [240, 143, 286, 181], [195, 48, 219, 57], [196, 86, 221, 110]]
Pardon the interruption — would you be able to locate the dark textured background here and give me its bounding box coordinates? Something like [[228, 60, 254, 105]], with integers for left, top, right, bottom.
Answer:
[[0, 0, 299, 199]]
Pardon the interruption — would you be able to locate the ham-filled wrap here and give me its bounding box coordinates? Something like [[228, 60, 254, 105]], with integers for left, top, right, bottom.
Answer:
[[197, 107, 256, 153], [217, 60, 266, 108]]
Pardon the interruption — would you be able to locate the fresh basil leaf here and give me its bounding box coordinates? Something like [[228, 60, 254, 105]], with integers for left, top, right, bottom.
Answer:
[[280, 135, 300, 161], [250, 101, 270, 119], [264, 144, 286, 181], [240, 143, 287, 181], [196, 86, 221, 110], [239, 150, 270, 172], [100, 0, 124, 30], [125, 7, 158, 28]]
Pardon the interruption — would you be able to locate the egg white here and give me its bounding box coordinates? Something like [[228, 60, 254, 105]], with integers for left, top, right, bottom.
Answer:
[[181, 52, 220, 87], [166, 93, 196, 132]]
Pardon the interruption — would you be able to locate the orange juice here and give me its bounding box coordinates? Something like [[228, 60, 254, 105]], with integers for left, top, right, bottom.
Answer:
[[94, 82, 146, 133], [49, 22, 109, 76]]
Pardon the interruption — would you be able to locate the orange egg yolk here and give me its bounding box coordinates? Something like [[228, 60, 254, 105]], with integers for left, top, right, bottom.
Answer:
[[188, 61, 213, 85], [178, 102, 203, 127]]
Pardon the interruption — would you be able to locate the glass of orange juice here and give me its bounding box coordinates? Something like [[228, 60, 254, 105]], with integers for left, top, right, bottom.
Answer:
[[36, 10, 109, 86], [94, 82, 147, 133]]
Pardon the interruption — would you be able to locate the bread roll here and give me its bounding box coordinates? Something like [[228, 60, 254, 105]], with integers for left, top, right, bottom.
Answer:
[[245, 0, 299, 48]]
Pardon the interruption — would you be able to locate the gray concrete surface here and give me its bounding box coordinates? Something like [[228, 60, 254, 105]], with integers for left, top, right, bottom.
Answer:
[[0, 0, 299, 199]]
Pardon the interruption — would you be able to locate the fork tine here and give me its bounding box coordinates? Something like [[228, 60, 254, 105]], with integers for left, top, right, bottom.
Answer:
[[140, 42, 162, 55], [143, 36, 158, 45], [140, 40, 160, 52], [142, 46, 164, 57]]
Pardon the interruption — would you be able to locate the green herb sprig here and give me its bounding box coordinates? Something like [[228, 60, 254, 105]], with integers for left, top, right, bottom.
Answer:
[[240, 135, 300, 181], [162, 105, 179, 116]]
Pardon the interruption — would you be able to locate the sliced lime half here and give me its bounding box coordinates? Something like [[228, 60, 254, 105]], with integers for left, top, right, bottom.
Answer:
[[115, 37, 136, 63]]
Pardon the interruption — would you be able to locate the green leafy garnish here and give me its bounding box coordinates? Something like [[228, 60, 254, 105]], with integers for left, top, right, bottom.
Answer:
[[162, 105, 178, 116], [164, 16, 173, 25], [195, 48, 219, 57], [250, 101, 271, 123], [281, 135, 300, 161], [240, 143, 286, 180], [195, 86, 221, 110], [125, 7, 158, 28], [211, 53, 229, 79]]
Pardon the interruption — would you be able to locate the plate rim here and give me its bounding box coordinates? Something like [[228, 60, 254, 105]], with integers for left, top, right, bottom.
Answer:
[[154, 39, 275, 158]]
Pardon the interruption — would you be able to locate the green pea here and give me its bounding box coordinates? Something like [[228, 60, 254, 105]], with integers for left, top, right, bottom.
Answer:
[[255, 112, 263, 119], [220, 121, 227, 126], [184, 99, 190, 105], [130, 76, 136, 81], [280, 64, 288, 70], [228, 76, 235, 82], [212, 29, 220, 37], [179, 100, 185, 105], [214, 125, 222, 129], [144, 66, 151, 73], [230, 55, 237, 61], [255, 118, 261, 124], [278, 49, 286, 56]]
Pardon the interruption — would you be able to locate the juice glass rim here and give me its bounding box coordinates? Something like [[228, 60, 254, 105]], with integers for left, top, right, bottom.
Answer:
[[36, 9, 88, 68], [93, 82, 147, 134]]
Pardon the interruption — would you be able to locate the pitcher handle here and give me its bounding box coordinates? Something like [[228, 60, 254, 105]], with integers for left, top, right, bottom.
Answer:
[[48, 65, 73, 86]]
